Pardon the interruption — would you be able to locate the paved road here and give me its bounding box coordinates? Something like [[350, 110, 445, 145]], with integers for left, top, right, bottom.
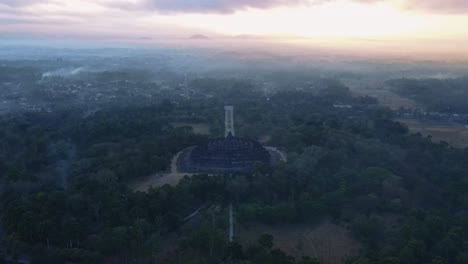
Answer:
[[229, 203, 234, 242], [170, 148, 185, 174], [266, 146, 287, 163], [183, 206, 204, 222], [0, 221, 4, 241], [0, 212, 5, 248]]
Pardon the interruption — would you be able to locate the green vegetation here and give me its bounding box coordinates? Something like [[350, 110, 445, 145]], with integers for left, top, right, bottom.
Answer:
[[0, 78, 467, 263], [388, 77, 468, 113]]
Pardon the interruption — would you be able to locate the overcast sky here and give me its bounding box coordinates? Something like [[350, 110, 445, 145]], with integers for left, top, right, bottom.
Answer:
[[1, 0, 468, 57]]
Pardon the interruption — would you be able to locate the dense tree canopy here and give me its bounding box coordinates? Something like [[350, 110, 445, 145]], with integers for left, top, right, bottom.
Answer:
[[0, 78, 467, 263]]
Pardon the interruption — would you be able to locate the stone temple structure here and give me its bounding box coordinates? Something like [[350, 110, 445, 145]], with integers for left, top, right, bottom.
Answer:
[[181, 106, 271, 173]]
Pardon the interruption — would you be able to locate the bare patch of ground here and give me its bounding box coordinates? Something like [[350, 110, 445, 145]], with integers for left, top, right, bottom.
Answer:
[[398, 118, 468, 148], [129, 147, 196, 192], [129, 173, 189, 192], [170, 122, 210, 135], [259, 134, 272, 144], [238, 222, 361, 264]]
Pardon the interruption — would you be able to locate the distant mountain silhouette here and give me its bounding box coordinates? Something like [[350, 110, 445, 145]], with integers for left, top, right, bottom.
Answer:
[[189, 34, 209, 40]]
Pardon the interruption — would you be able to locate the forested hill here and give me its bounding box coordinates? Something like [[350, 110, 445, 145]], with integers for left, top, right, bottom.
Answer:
[[0, 79, 467, 264]]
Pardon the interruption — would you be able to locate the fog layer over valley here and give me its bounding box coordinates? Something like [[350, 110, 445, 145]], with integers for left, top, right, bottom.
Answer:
[[2, 45, 468, 116]]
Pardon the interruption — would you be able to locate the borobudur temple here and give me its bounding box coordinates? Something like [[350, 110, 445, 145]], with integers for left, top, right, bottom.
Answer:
[[180, 106, 272, 173]]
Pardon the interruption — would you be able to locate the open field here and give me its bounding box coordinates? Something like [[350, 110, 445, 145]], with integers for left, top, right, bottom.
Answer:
[[259, 134, 272, 144], [170, 122, 211, 135], [344, 80, 420, 110], [398, 118, 468, 148], [238, 222, 361, 264], [359, 88, 419, 110]]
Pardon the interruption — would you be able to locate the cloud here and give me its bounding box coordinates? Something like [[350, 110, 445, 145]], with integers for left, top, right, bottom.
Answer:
[[356, 0, 468, 13], [2, 0, 308, 13], [0, 0, 43, 6], [104, 0, 468, 14], [4, 0, 468, 14], [115, 0, 306, 14], [402, 0, 468, 13]]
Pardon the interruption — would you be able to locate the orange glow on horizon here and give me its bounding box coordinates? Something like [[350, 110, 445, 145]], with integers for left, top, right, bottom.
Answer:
[[1, 0, 468, 60], [156, 1, 468, 39]]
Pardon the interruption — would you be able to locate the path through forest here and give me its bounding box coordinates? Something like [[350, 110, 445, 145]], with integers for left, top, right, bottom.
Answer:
[[130, 147, 195, 191]]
